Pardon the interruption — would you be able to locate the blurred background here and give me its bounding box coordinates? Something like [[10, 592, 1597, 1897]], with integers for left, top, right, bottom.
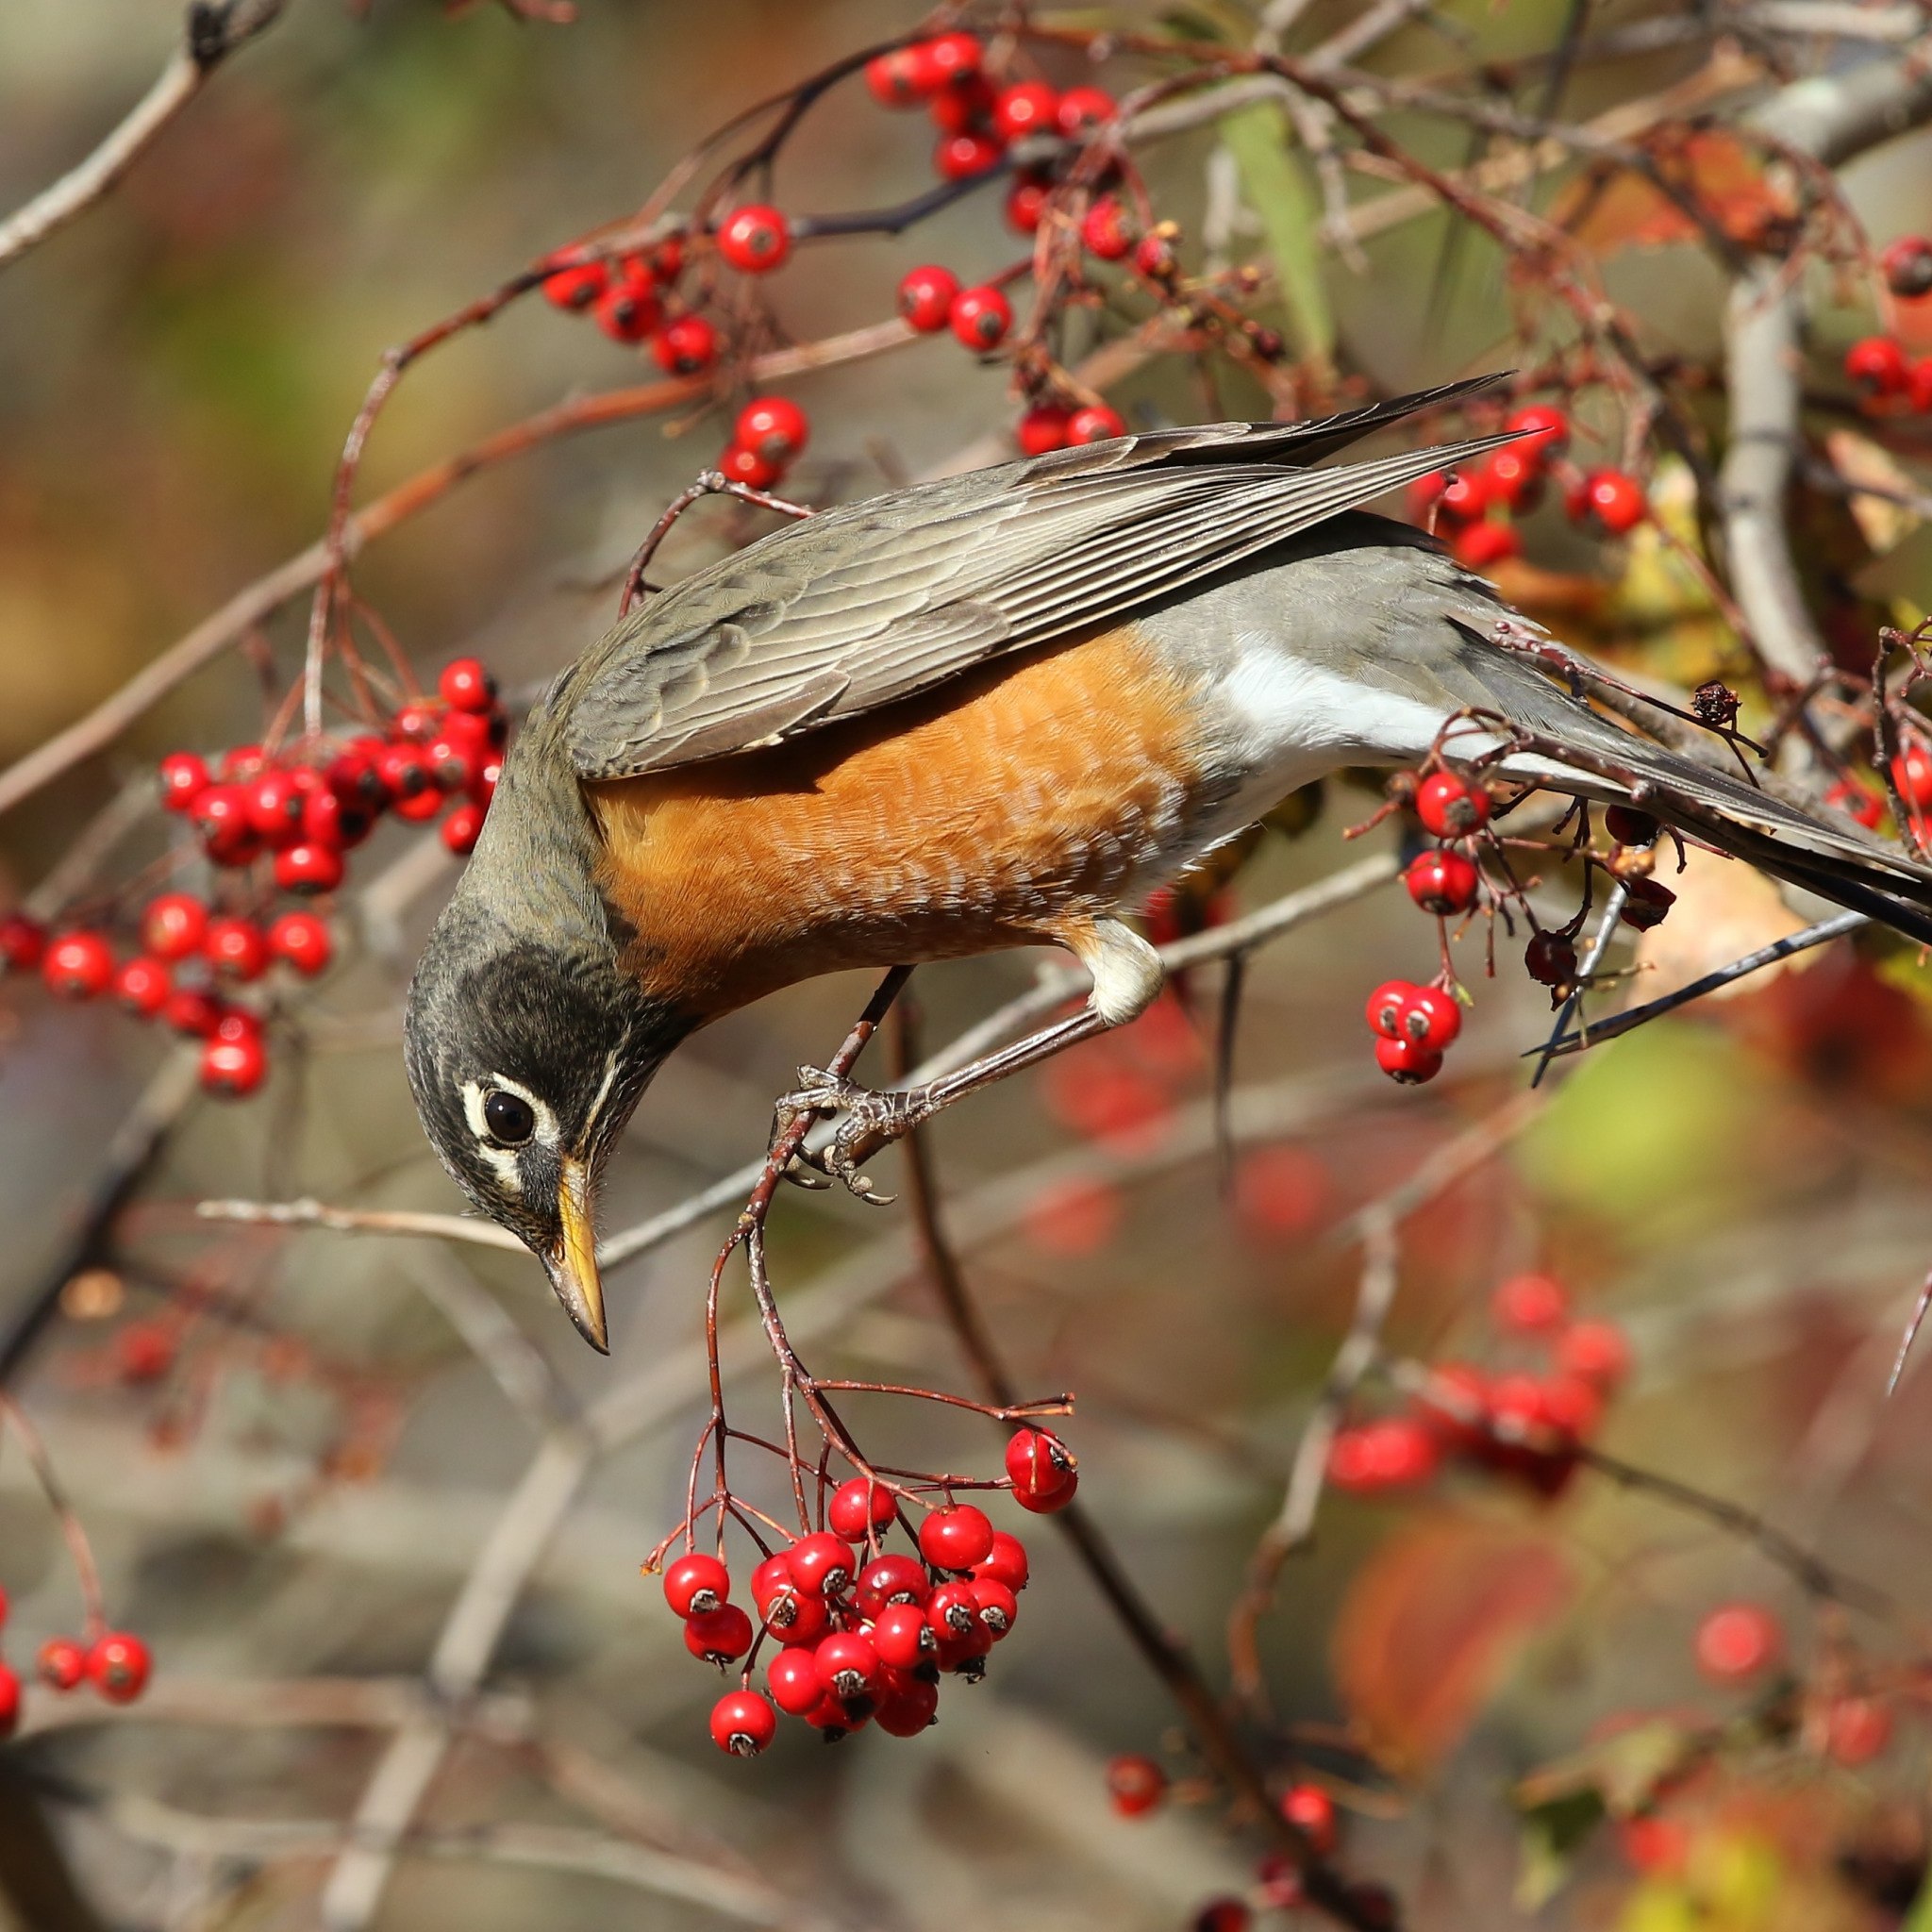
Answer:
[[2, 3, 1931, 1928]]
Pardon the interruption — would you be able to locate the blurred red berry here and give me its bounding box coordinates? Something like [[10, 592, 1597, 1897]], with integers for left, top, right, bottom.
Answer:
[[1845, 333, 1908, 393], [112, 956, 172, 1018], [866, 46, 935, 108], [201, 1031, 267, 1097], [1452, 520, 1521, 571], [991, 81, 1058, 142], [1067, 404, 1127, 444], [39, 1637, 86, 1692], [1437, 471, 1489, 522], [1881, 235, 1932, 299], [162, 988, 222, 1038], [950, 284, 1012, 350], [919, 1505, 994, 1573], [709, 1689, 776, 1757], [1023, 1174, 1122, 1255], [1081, 196, 1134, 260], [1106, 1753, 1167, 1817], [43, 930, 113, 1000], [1017, 405, 1071, 454], [1134, 226, 1181, 278], [1557, 1319, 1631, 1391], [1891, 742, 1932, 809], [1279, 1783, 1339, 1857], [265, 912, 331, 975], [593, 266, 659, 343], [0, 1664, 16, 1740], [192, 783, 258, 866], [652, 313, 717, 375], [142, 893, 208, 960], [158, 752, 211, 813], [924, 31, 981, 82], [1506, 402, 1570, 454], [1005, 175, 1049, 234], [1193, 1899, 1252, 1932], [1694, 1602, 1783, 1681], [541, 259, 606, 310], [1579, 468, 1647, 534], [1824, 1695, 1892, 1765], [220, 742, 267, 781], [1405, 847, 1481, 915], [897, 264, 960, 332], [116, 1320, 175, 1382], [441, 802, 485, 856], [1491, 1272, 1568, 1335], [1328, 1417, 1439, 1491], [1483, 444, 1544, 511], [719, 444, 782, 490], [204, 916, 268, 982], [1824, 778, 1881, 829], [716, 204, 791, 273], [1415, 770, 1491, 836], [1620, 1814, 1690, 1874], [1057, 85, 1115, 135], [1, 912, 47, 972], [275, 842, 345, 894], [934, 130, 1004, 180], [928, 73, 994, 135]]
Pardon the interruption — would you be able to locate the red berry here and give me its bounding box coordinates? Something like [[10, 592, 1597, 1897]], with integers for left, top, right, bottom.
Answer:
[[113, 955, 173, 1018], [1365, 978, 1418, 1041], [1483, 444, 1545, 510], [925, 1579, 979, 1639], [1824, 1695, 1892, 1765], [854, 1554, 929, 1617], [1620, 876, 1675, 930], [1906, 346, 1932, 404], [918, 1505, 995, 1573], [43, 930, 113, 1000], [787, 1531, 857, 1598], [116, 1319, 175, 1382], [715, 444, 780, 491], [934, 130, 1004, 181], [275, 841, 345, 894], [378, 743, 438, 814], [735, 396, 808, 465], [1066, 404, 1126, 444], [422, 734, 478, 794], [142, 893, 208, 960], [1405, 848, 1481, 915], [874, 1674, 940, 1737], [1491, 1272, 1568, 1335], [1452, 520, 1521, 571], [1825, 778, 1884, 828], [542, 259, 607, 310], [927, 73, 994, 136], [1881, 235, 1932, 299], [1525, 929, 1577, 986], [1400, 985, 1462, 1051], [826, 1478, 897, 1541], [327, 746, 388, 813], [866, 47, 934, 108], [1081, 196, 1134, 260], [684, 1604, 755, 1664], [1005, 1428, 1077, 1510], [40, 1637, 86, 1691], [1845, 333, 1908, 394], [1279, 1783, 1338, 1857], [709, 1689, 776, 1757], [1193, 1900, 1252, 1932], [438, 657, 495, 712], [992, 82, 1058, 142], [1017, 404, 1071, 454], [1374, 1035, 1442, 1085], [1694, 1602, 1783, 1681], [767, 1644, 824, 1715], [441, 802, 485, 856], [1415, 770, 1491, 836], [1406, 471, 1449, 522], [1134, 227, 1180, 278], [1892, 742, 1932, 808], [243, 770, 307, 846], [1557, 1320, 1631, 1391], [1057, 86, 1115, 135], [471, 755, 503, 808], [391, 704, 439, 745], [814, 1629, 883, 1701], [192, 783, 259, 866], [923, 31, 980, 83], [974, 1530, 1030, 1593], [652, 313, 718, 375], [1579, 468, 1647, 535], [716, 204, 791, 274], [1539, 1374, 1603, 1442], [663, 1552, 731, 1619], [0, 1663, 16, 1740], [204, 915, 268, 982], [805, 1688, 869, 1733], [872, 1603, 936, 1672], [1506, 403, 1570, 455], [593, 267, 659, 342], [949, 284, 1012, 350], [1620, 1815, 1690, 1874], [1328, 1416, 1438, 1491], [1005, 176, 1049, 234], [1437, 471, 1489, 523], [0, 912, 47, 972], [972, 1576, 1019, 1636], [86, 1631, 150, 1703], [201, 1031, 267, 1097], [898, 264, 960, 332], [158, 752, 210, 813], [1106, 1753, 1166, 1817], [162, 988, 222, 1037]]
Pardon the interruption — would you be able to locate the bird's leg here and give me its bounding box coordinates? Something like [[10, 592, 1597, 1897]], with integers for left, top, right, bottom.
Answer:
[[777, 917, 1162, 1200]]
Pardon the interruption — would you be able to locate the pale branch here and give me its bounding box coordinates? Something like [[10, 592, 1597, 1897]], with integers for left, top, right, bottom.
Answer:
[[1719, 38, 1932, 694], [0, 3, 287, 274]]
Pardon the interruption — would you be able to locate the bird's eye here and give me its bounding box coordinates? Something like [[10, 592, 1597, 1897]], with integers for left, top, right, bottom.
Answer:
[[481, 1090, 537, 1146]]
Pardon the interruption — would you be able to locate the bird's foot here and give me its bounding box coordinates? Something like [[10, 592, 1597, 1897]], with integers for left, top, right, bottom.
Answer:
[[769, 1066, 936, 1204]]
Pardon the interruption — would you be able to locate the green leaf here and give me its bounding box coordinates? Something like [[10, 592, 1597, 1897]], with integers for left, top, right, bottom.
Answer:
[[1219, 102, 1335, 368]]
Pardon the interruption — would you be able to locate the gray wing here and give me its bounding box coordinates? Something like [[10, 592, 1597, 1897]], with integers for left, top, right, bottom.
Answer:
[[562, 377, 1513, 781]]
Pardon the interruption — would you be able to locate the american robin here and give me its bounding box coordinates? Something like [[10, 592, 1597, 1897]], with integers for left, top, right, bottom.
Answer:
[[404, 376, 1932, 1350]]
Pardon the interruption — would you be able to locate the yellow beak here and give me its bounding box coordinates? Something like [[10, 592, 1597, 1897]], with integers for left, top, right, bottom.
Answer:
[[546, 1156, 608, 1353]]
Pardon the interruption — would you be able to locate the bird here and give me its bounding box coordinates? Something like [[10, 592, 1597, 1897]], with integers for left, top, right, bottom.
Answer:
[[404, 375, 1932, 1352]]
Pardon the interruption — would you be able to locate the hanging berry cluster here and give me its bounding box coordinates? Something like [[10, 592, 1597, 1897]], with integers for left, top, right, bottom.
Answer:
[[1333, 1272, 1632, 1503], [0, 658, 506, 1100], [1407, 404, 1649, 573], [661, 1425, 1076, 1758], [1842, 234, 1932, 413]]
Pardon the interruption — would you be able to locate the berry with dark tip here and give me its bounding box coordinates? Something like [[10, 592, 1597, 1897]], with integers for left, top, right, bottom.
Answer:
[[1415, 771, 1491, 837], [684, 1604, 755, 1665], [201, 1031, 268, 1097], [898, 264, 960, 332], [1405, 848, 1481, 915], [38, 1637, 86, 1691], [43, 930, 113, 1000], [787, 1531, 857, 1598], [113, 956, 172, 1018], [949, 285, 1012, 350], [918, 1504, 994, 1572], [87, 1632, 151, 1703], [716, 205, 791, 274], [1846, 334, 1909, 393], [652, 314, 718, 375], [142, 893, 208, 960], [709, 1689, 777, 1757], [1374, 1036, 1442, 1085], [663, 1552, 731, 1619], [158, 752, 211, 812], [735, 396, 808, 465]]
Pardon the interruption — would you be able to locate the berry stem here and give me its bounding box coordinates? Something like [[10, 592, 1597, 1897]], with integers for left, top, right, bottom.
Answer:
[[0, 1395, 108, 1639]]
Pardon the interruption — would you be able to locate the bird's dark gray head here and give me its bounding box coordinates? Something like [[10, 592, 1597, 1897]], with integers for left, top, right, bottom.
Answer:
[[403, 709, 688, 1352]]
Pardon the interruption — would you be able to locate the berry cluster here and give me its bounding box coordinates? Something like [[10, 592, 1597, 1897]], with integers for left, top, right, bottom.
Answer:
[[1843, 234, 1932, 411], [0, 1591, 151, 1738], [0, 658, 504, 1100], [671, 1429, 1076, 1758], [1407, 404, 1649, 571], [1331, 1273, 1631, 1503]]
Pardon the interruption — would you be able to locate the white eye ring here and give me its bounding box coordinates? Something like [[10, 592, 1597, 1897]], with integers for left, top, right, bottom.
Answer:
[[460, 1075, 559, 1151]]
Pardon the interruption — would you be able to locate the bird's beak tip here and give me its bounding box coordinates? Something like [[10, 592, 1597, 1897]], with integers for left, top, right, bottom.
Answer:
[[549, 1156, 608, 1354]]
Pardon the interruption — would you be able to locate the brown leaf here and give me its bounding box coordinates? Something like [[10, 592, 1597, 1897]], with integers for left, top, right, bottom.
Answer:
[[1332, 1515, 1573, 1775], [1554, 130, 1790, 255]]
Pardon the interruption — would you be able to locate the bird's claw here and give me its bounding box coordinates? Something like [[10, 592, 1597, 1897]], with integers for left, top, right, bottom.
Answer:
[[769, 1065, 934, 1205]]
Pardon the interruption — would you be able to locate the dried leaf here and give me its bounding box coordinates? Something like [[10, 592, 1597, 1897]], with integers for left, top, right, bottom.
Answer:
[[1554, 130, 1790, 254], [1627, 844, 1812, 1008], [1824, 428, 1923, 556], [1331, 1515, 1572, 1774]]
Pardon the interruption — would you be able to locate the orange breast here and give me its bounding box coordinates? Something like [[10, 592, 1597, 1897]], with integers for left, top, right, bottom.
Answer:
[[589, 623, 1208, 1017]]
